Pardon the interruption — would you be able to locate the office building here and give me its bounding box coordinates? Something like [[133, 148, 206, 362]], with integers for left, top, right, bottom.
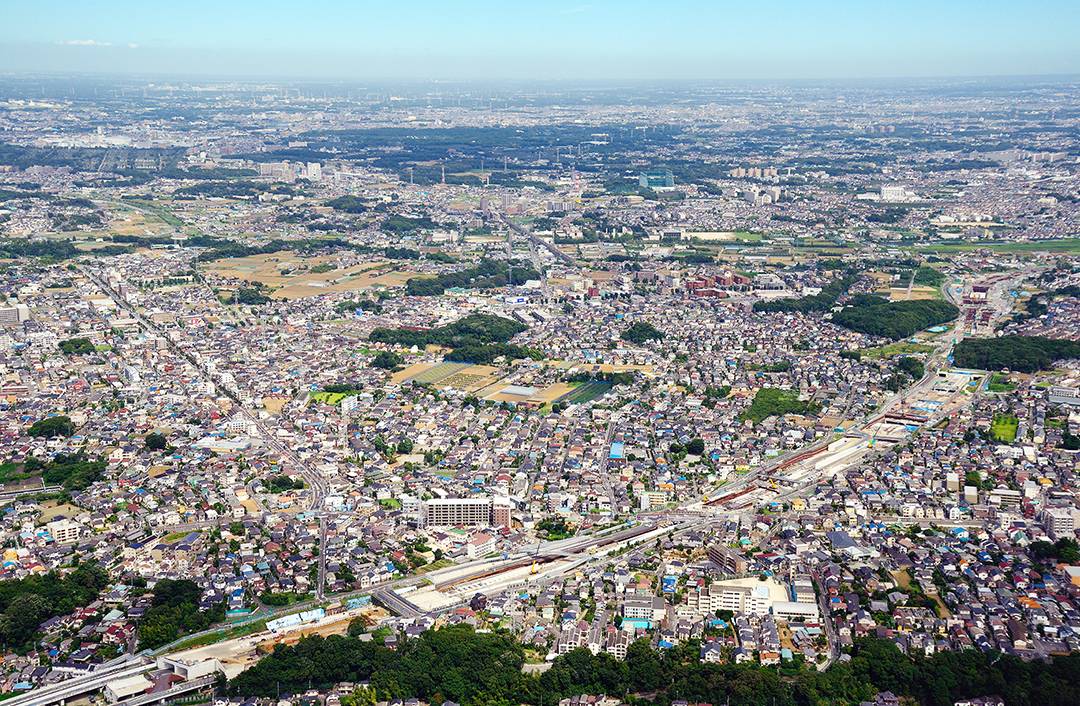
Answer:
[[639, 169, 674, 189]]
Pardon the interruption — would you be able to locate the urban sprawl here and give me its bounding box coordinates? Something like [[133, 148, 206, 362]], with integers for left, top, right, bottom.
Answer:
[[0, 77, 1078, 706]]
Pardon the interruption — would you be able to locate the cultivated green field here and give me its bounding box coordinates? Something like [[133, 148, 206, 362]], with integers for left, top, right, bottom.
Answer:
[[407, 361, 473, 384], [560, 382, 612, 404], [918, 238, 1080, 255], [861, 342, 936, 360]]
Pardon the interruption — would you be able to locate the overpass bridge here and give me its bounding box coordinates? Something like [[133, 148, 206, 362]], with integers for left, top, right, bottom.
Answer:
[[371, 587, 424, 618], [123, 676, 215, 706], [4, 656, 155, 706], [500, 215, 575, 264]]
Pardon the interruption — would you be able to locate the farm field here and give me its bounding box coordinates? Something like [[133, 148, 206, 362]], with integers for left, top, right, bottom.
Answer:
[[392, 362, 437, 384], [438, 365, 500, 390], [560, 381, 612, 404], [987, 374, 1017, 393], [407, 361, 473, 384], [525, 382, 576, 405], [880, 286, 941, 301], [861, 342, 935, 360], [310, 391, 352, 405], [917, 238, 1080, 255]]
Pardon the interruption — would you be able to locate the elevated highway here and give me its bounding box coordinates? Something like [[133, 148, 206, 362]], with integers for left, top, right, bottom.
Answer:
[[499, 214, 575, 264], [4, 656, 155, 706], [123, 676, 215, 706]]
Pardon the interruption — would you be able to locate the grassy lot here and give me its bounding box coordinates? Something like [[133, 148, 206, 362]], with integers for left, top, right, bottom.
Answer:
[[862, 342, 935, 360], [991, 414, 1019, 443], [119, 198, 186, 228], [39, 502, 83, 522], [310, 392, 351, 405], [987, 374, 1016, 393], [691, 231, 764, 245]]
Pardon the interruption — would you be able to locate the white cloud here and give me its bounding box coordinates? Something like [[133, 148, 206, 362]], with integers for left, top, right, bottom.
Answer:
[[127, 43, 139, 49], [64, 40, 112, 46], [559, 5, 592, 14]]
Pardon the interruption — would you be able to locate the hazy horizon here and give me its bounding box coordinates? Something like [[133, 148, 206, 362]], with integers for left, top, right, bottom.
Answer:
[[4, 0, 1080, 81]]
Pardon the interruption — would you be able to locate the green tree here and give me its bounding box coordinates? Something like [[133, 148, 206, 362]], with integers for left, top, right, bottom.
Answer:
[[145, 432, 168, 450], [347, 615, 370, 636], [626, 638, 662, 691], [371, 351, 403, 370], [0, 593, 52, 648], [620, 321, 665, 344], [27, 415, 75, 438]]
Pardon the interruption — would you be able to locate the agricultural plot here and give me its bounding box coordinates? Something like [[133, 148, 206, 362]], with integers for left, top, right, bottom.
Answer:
[[559, 382, 612, 404], [407, 361, 473, 384], [439, 370, 492, 390], [883, 287, 941, 301], [391, 362, 436, 384], [862, 342, 935, 360], [987, 374, 1017, 393], [524, 382, 576, 406]]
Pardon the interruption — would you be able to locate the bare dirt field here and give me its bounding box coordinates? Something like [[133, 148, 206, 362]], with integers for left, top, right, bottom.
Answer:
[[526, 382, 576, 405], [205, 254, 428, 300], [262, 397, 288, 413], [39, 502, 82, 522], [881, 287, 940, 301], [392, 362, 440, 384]]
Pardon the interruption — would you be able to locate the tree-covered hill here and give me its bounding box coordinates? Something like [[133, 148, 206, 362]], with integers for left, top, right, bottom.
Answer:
[[831, 295, 959, 340], [954, 335, 1080, 373], [369, 313, 527, 349], [405, 259, 539, 296], [225, 628, 1080, 706]]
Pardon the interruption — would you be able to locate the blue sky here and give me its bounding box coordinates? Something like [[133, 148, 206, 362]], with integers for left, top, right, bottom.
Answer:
[[3, 0, 1078, 79]]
